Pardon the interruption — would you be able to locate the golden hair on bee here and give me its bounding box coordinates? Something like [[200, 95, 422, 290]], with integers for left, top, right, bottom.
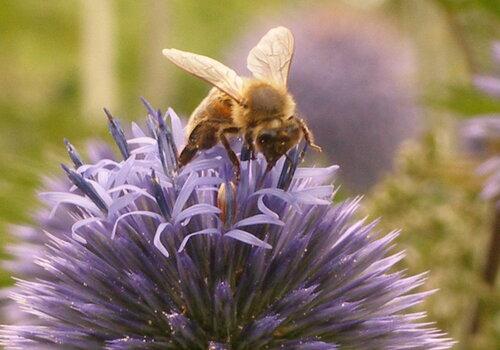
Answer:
[[233, 80, 295, 128], [162, 26, 321, 181]]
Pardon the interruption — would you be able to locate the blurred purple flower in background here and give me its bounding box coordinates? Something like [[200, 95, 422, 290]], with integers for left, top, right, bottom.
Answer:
[[226, 6, 420, 192], [473, 43, 500, 99], [461, 117, 500, 201], [0, 101, 452, 349], [461, 42, 500, 202]]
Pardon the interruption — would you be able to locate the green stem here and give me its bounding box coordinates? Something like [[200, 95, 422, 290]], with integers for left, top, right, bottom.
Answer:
[[442, 5, 478, 76], [469, 200, 499, 335]]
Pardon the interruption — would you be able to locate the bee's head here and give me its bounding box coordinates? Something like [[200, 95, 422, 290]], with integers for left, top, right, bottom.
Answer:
[[255, 118, 302, 166]]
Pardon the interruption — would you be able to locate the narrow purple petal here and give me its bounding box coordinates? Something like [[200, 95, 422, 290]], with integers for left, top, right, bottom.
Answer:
[[178, 228, 220, 252], [111, 211, 163, 239], [234, 214, 284, 228], [225, 229, 272, 249], [174, 204, 221, 225], [154, 222, 172, 258]]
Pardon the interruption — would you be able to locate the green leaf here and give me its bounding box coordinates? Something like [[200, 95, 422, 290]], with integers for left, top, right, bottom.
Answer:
[[435, 0, 500, 18], [429, 85, 500, 117]]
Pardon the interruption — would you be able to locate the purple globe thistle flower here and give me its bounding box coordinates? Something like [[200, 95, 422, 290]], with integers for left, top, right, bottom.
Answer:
[[0, 100, 452, 349], [226, 6, 420, 192]]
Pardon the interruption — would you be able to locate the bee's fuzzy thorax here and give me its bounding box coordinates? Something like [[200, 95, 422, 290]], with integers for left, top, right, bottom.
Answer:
[[232, 80, 295, 129]]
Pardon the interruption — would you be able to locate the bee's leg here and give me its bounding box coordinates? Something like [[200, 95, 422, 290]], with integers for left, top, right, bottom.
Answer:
[[244, 130, 257, 160], [296, 118, 322, 152], [219, 127, 241, 182], [178, 144, 199, 168], [178, 122, 219, 169]]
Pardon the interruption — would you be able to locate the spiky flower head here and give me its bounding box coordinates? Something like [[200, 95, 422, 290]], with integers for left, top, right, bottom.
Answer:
[[461, 42, 500, 202], [1, 100, 452, 349]]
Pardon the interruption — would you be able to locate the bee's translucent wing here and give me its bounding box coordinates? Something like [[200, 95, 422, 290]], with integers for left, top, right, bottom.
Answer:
[[247, 26, 294, 87], [163, 48, 244, 103]]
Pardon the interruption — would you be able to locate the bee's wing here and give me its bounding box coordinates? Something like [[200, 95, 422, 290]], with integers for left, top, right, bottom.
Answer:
[[246, 26, 294, 87], [163, 48, 244, 103]]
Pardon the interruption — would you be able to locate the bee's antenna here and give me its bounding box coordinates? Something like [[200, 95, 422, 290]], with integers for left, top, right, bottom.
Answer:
[[299, 143, 308, 163], [296, 116, 322, 152]]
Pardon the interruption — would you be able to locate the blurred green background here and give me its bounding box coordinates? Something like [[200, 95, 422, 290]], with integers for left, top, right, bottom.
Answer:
[[0, 0, 499, 348]]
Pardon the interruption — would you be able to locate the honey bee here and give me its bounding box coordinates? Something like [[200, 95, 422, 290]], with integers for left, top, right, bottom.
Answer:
[[163, 26, 321, 181]]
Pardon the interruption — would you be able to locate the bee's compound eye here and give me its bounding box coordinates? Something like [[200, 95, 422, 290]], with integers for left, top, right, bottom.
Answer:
[[258, 131, 275, 144]]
